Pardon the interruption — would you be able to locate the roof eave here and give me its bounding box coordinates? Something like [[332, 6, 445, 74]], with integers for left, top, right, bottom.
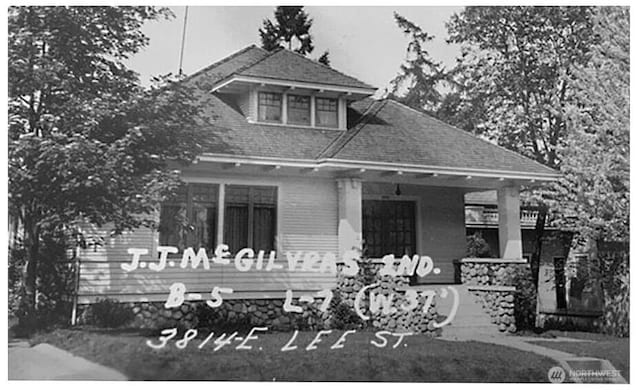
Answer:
[[210, 74, 377, 98]]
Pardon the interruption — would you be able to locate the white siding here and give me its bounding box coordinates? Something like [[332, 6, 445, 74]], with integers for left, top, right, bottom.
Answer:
[[77, 172, 340, 303]]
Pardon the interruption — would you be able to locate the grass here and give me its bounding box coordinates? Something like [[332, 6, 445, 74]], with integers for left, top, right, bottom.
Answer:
[[31, 327, 559, 382], [525, 332, 630, 382]]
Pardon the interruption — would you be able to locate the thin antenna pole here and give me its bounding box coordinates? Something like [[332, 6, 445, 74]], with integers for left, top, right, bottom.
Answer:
[[178, 6, 189, 75]]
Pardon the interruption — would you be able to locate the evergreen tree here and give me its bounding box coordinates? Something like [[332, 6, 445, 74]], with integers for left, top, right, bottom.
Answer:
[[259, 6, 330, 65], [389, 13, 445, 114]]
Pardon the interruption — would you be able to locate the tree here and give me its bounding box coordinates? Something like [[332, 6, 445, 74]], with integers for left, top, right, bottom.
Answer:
[[317, 50, 330, 66], [260, 6, 313, 54], [259, 6, 330, 65], [444, 7, 597, 286], [8, 6, 207, 321], [554, 6, 629, 244], [389, 12, 445, 114], [446, 6, 596, 169]]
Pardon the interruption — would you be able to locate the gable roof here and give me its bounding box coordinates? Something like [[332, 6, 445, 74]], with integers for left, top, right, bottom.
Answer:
[[236, 48, 375, 90]]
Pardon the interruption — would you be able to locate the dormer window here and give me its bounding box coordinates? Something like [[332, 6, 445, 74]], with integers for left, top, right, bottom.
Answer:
[[258, 92, 282, 123], [287, 94, 311, 126], [315, 97, 339, 128]]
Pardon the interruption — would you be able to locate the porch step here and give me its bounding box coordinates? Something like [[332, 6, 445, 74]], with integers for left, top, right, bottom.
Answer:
[[413, 284, 500, 337]]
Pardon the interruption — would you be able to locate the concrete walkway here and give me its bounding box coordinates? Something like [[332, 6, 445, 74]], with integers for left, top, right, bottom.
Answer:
[[8, 339, 127, 380], [439, 332, 627, 383]]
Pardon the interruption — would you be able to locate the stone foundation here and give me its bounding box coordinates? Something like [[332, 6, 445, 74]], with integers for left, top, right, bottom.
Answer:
[[77, 261, 441, 334], [335, 261, 442, 336], [78, 298, 331, 331]]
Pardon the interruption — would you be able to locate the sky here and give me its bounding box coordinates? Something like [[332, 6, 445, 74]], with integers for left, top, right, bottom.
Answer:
[[125, 6, 464, 91]]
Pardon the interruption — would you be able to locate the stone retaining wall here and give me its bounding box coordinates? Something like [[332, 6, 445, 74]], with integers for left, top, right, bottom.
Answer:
[[459, 258, 532, 333]]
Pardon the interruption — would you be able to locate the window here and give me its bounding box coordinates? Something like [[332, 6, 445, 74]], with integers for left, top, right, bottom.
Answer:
[[362, 200, 416, 258], [258, 92, 282, 123], [224, 185, 277, 254], [315, 97, 338, 128], [159, 184, 218, 252], [287, 94, 311, 125]]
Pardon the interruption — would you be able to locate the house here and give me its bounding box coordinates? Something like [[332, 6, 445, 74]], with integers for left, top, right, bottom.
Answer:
[[75, 45, 560, 332], [464, 191, 604, 328]]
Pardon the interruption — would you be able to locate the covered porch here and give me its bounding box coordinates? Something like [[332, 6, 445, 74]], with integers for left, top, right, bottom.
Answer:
[[334, 169, 528, 285]]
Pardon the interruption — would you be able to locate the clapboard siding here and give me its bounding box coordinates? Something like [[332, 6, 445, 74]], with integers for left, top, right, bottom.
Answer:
[[78, 222, 157, 262], [77, 260, 336, 304], [279, 179, 338, 253], [77, 174, 340, 303]]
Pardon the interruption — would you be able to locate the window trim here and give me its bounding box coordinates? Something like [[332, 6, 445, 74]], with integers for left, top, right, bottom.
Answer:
[[252, 89, 345, 130], [257, 91, 284, 123], [314, 96, 339, 129], [158, 180, 281, 256], [158, 183, 219, 253], [286, 94, 312, 126]]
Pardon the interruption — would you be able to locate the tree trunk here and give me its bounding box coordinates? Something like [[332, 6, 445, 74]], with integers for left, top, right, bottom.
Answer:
[[530, 203, 548, 291], [21, 219, 39, 312]]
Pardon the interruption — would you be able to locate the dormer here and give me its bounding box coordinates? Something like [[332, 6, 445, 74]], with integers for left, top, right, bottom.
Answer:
[[208, 48, 377, 130]]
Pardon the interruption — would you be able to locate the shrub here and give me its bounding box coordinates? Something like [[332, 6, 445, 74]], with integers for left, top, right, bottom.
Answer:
[[599, 252, 629, 337], [510, 266, 537, 330], [466, 232, 493, 257], [84, 298, 133, 328]]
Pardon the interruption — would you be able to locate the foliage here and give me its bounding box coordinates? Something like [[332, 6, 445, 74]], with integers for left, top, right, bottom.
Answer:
[[8, 6, 208, 316], [551, 6, 629, 242], [465, 232, 493, 257], [446, 6, 596, 169], [509, 266, 538, 330], [317, 50, 330, 66], [83, 298, 134, 328], [389, 12, 445, 114], [597, 249, 629, 337], [259, 6, 330, 65], [328, 291, 364, 330], [260, 6, 313, 54]]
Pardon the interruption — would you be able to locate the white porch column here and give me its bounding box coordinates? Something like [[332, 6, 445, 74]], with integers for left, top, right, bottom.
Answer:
[[337, 178, 362, 256], [498, 186, 523, 259]]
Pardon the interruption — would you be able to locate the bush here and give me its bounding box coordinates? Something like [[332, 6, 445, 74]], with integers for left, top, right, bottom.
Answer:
[[510, 266, 537, 330], [83, 298, 133, 328], [328, 290, 364, 330], [599, 252, 629, 337], [466, 232, 493, 257]]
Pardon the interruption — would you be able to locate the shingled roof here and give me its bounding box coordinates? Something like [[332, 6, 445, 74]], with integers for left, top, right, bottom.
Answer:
[[320, 99, 558, 176], [188, 46, 558, 178], [191, 44, 374, 91]]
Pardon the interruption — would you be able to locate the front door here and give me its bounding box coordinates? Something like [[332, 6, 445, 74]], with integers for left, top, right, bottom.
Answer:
[[362, 199, 417, 259]]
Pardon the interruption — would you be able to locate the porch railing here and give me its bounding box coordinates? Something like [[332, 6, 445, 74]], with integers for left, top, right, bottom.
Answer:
[[465, 206, 539, 227]]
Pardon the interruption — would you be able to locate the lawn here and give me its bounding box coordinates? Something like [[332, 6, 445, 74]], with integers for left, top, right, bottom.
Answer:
[[31, 328, 559, 382], [525, 332, 630, 382]]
